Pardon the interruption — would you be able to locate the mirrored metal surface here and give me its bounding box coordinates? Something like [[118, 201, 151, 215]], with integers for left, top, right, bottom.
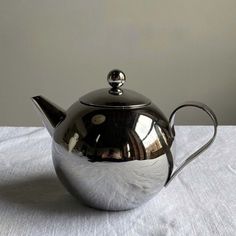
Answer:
[[53, 142, 169, 210], [52, 103, 173, 210]]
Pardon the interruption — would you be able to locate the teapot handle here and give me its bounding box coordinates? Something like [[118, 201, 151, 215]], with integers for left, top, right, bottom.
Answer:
[[166, 101, 218, 185]]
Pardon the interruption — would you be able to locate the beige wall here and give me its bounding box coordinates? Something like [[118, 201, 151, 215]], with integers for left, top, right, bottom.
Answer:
[[0, 0, 236, 126]]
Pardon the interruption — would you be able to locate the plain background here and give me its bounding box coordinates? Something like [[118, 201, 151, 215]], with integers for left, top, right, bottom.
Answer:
[[0, 0, 236, 126]]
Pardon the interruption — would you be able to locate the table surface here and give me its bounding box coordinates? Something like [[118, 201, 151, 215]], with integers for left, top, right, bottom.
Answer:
[[0, 126, 235, 236]]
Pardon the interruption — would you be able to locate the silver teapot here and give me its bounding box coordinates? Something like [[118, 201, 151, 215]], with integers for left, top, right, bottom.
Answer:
[[32, 69, 218, 211]]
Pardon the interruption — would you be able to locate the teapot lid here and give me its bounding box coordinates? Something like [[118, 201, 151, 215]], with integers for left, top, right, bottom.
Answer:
[[79, 69, 151, 109]]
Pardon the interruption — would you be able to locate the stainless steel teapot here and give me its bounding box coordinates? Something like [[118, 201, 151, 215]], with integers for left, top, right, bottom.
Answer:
[[32, 69, 218, 211]]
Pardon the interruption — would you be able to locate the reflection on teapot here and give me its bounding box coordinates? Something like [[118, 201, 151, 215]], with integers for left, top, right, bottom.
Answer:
[[68, 133, 79, 152], [53, 141, 169, 210]]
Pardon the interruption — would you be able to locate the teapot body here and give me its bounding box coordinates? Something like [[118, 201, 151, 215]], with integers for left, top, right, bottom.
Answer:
[[52, 102, 174, 210]]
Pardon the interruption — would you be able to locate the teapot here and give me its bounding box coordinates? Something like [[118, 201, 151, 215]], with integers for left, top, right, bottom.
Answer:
[[32, 69, 218, 211]]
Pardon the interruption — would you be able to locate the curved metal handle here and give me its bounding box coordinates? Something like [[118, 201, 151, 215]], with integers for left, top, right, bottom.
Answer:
[[167, 101, 218, 185]]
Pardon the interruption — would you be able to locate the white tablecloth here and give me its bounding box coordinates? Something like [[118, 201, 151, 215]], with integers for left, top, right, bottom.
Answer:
[[0, 126, 235, 236]]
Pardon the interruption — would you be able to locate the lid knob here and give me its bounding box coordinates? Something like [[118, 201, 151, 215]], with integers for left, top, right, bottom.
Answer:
[[107, 69, 126, 95]]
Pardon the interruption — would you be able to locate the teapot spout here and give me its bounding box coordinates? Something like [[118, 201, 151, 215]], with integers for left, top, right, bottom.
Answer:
[[31, 96, 66, 136]]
